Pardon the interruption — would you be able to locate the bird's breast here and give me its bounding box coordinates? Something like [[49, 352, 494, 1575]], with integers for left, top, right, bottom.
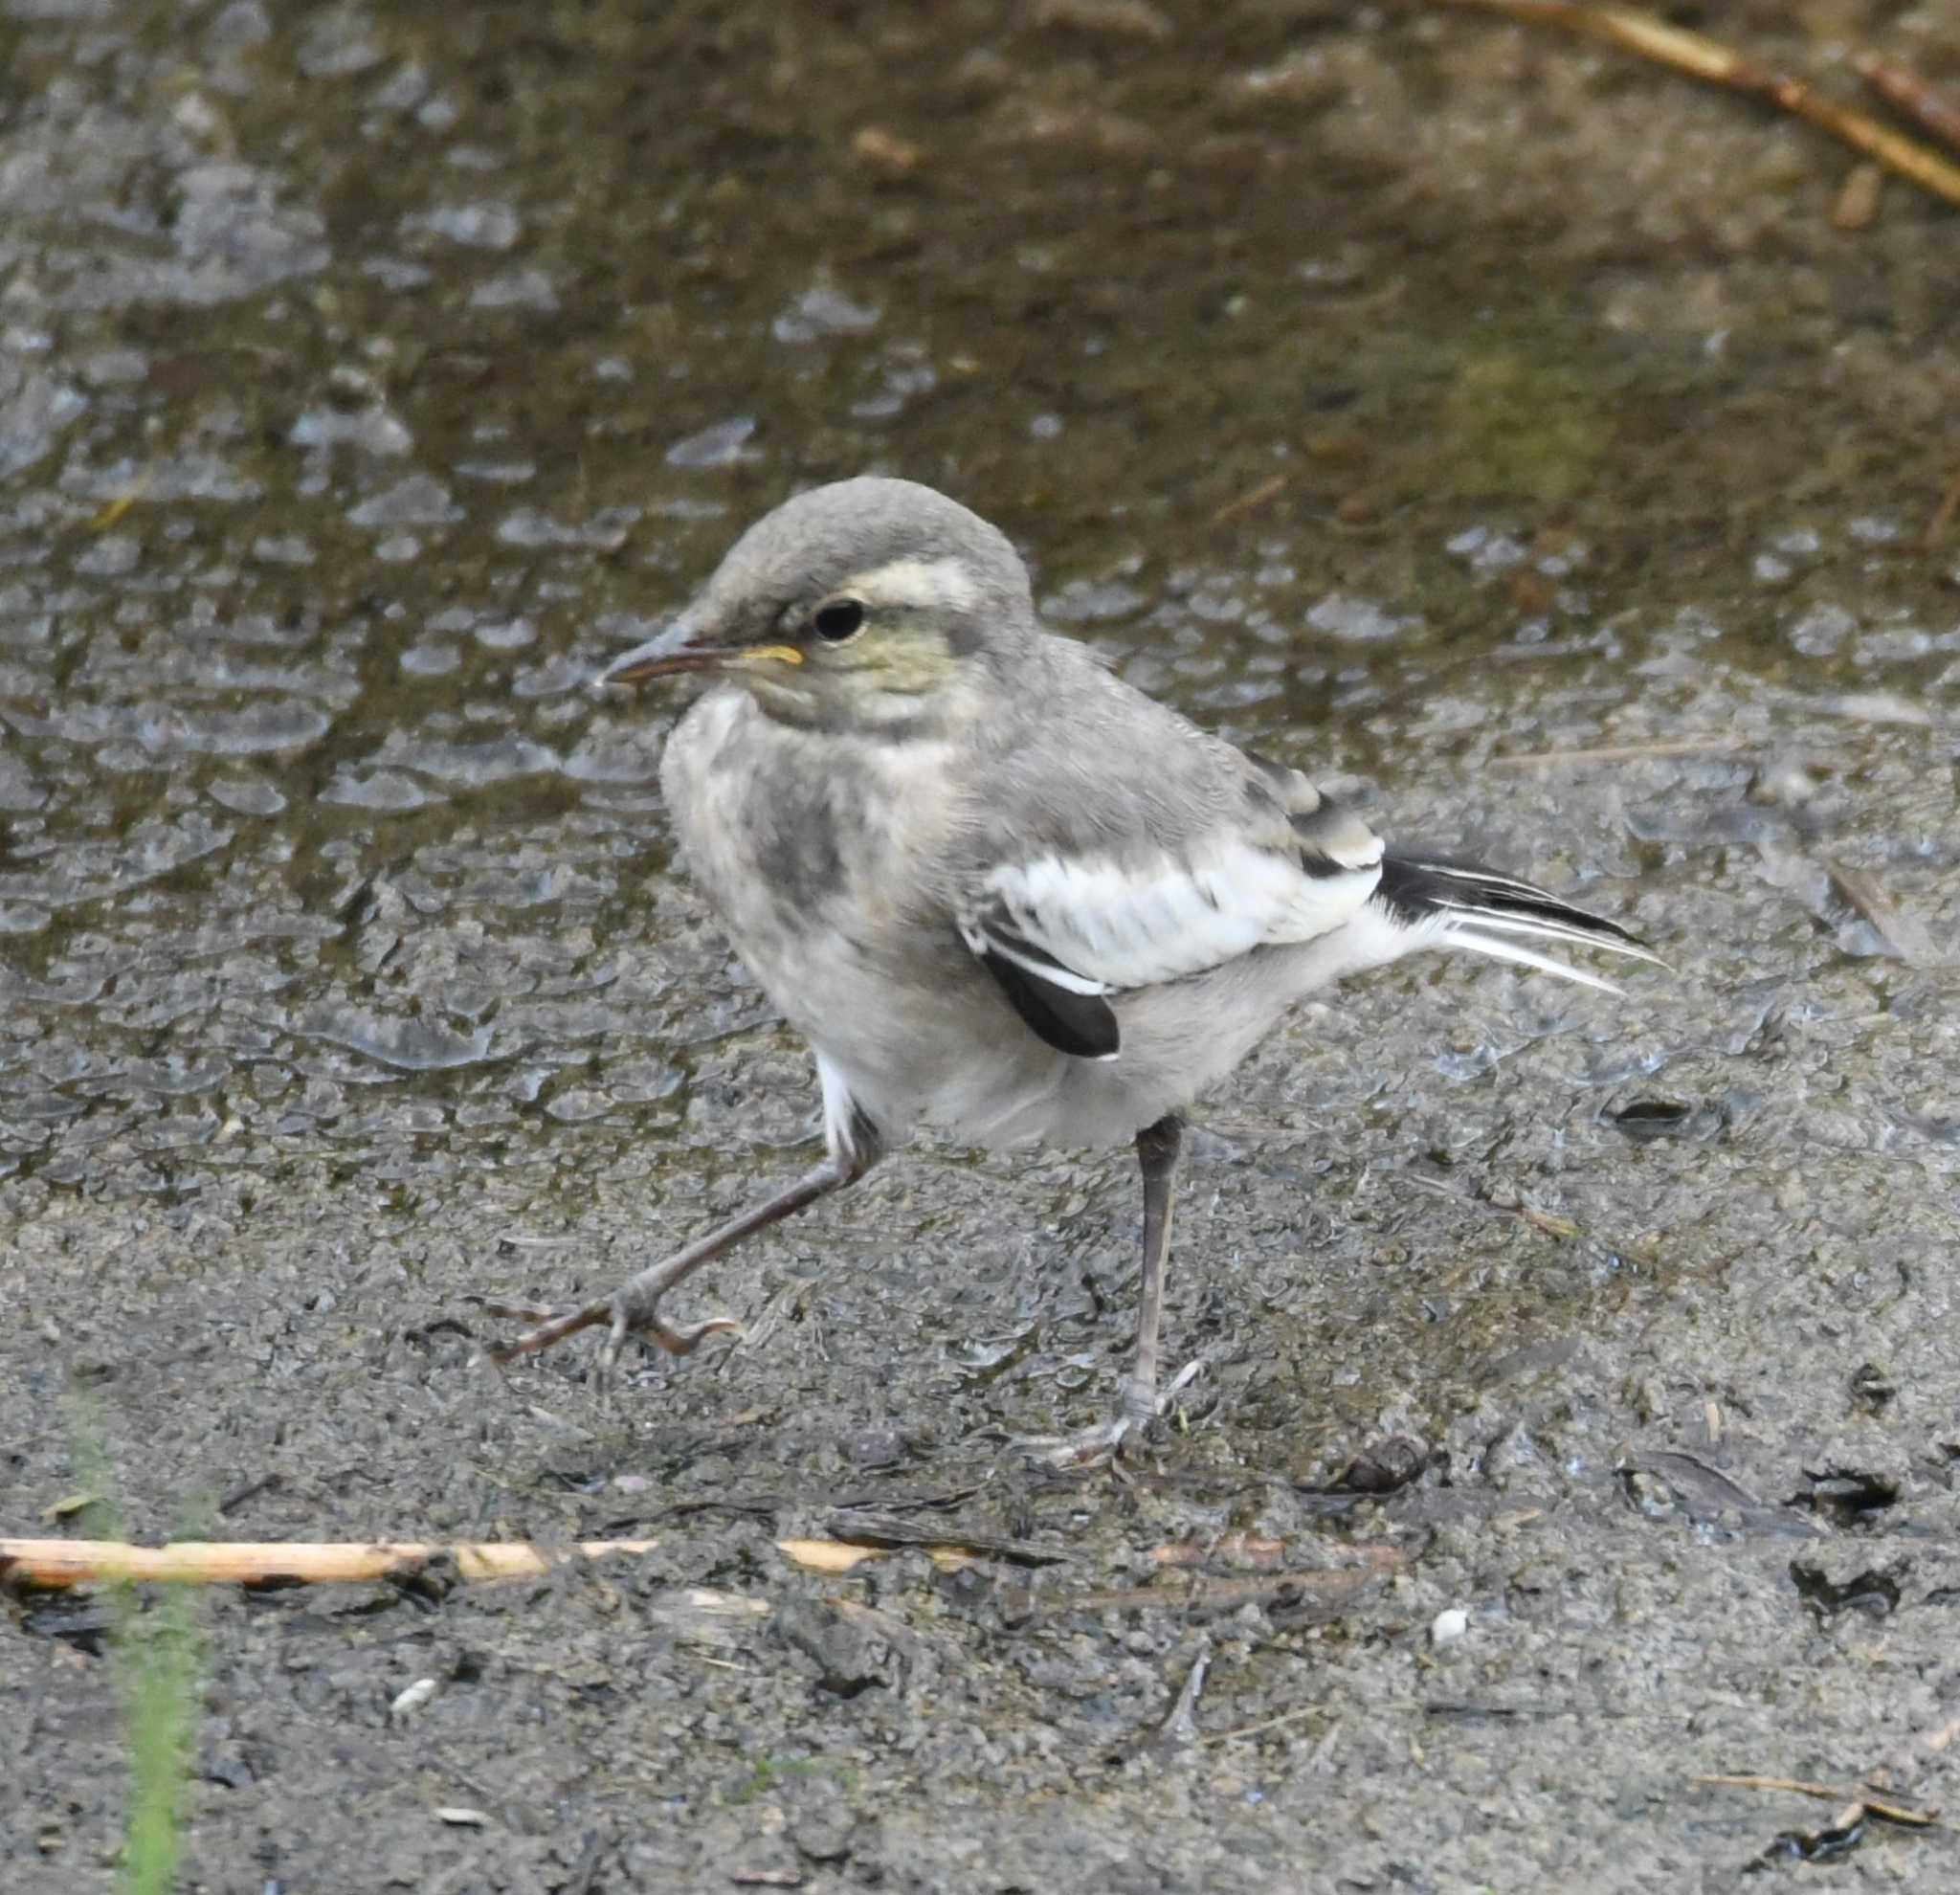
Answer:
[[659, 686, 971, 1013]]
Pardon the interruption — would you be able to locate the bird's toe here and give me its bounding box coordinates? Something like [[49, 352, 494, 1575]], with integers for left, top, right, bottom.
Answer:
[[644, 1310, 744, 1356]]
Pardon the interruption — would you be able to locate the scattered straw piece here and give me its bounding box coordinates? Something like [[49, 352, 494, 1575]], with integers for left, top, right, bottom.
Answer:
[[776, 1538, 885, 1574], [1694, 1773, 1939, 1829], [1208, 474, 1290, 527], [1851, 54, 1960, 154], [1915, 469, 1960, 552], [1489, 735, 1748, 768], [1831, 163, 1883, 231], [1433, 1, 1960, 211], [0, 1537, 659, 1590], [852, 125, 924, 172]]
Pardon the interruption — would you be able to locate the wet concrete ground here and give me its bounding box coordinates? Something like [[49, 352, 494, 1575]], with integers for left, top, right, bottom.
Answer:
[[5, 0, 1960, 1888]]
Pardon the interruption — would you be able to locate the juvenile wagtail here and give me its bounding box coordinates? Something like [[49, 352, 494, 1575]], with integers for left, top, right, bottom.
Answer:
[[488, 477, 1656, 1459]]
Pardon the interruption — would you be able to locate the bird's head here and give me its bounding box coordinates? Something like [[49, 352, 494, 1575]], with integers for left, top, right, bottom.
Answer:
[[595, 477, 1035, 730]]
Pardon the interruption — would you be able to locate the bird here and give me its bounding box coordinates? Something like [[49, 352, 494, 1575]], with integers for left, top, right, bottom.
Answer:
[[487, 476, 1657, 1460]]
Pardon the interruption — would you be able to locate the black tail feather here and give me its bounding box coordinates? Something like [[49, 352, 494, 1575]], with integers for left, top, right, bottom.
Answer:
[[1374, 852, 1658, 990]]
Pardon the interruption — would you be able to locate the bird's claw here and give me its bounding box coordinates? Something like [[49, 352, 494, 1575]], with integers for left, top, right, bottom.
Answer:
[[1020, 1358, 1205, 1470], [599, 1303, 742, 1373], [470, 1288, 740, 1391]]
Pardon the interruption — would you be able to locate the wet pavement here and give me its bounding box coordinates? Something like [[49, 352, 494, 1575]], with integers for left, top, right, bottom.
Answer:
[[4, 1, 1960, 1889]]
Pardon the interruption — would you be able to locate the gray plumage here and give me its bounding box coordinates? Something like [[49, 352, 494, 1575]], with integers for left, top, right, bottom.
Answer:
[[653, 478, 1644, 1153], [492, 476, 1656, 1458]]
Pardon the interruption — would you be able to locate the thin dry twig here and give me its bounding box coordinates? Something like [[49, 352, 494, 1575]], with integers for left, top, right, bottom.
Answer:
[[1730, 1721, 1960, 1865], [89, 469, 155, 532], [1433, 0, 1960, 211], [1864, 1712, 1960, 1803], [1200, 1702, 1327, 1748], [1488, 735, 1749, 768], [1038, 1559, 1396, 1622], [1822, 857, 1941, 967], [1851, 53, 1960, 155], [1, 1537, 659, 1590], [1693, 1772, 1938, 1830], [1913, 467, 1960, 552], [822, 1510, 1069, 1567], [1208, 473, 1290, 527], [1855, 1790, 1941, 1827], [1151, 1533, 1287, 1570]]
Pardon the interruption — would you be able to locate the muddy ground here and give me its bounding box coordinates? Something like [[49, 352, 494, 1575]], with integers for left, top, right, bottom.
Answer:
[[5, 1, 1960, 1889]]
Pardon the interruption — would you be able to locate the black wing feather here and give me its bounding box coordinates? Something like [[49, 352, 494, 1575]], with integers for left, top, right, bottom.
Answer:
[[976, 948, 1120, 1059], [957, 904, 1122, 1060]]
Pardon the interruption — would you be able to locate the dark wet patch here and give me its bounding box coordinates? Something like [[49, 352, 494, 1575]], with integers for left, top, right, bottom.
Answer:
[[1790, 1464, 1904, 1530], [1790, 1555, 1904, 1621], [1607, 1098, 1698, 1141]]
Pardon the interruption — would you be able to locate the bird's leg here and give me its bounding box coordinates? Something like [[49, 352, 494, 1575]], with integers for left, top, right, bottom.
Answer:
[[1123, 1111, 1184, 1427], [481, 1131, 880, 1389], [1030, 1112, 1200, 1467]]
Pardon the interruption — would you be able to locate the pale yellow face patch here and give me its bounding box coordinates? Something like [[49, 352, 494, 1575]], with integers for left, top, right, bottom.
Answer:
[[844, 557, 980, 616]]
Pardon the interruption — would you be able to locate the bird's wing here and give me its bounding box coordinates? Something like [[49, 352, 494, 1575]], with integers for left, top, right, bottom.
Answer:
[[956, 746, 1384, 1059]]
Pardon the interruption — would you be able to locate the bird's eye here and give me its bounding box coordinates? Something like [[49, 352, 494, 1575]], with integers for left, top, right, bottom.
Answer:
[[811, 598, 865, 643]]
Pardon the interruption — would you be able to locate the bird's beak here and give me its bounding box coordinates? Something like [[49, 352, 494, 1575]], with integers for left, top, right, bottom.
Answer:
[[591, 625, 803, 691]]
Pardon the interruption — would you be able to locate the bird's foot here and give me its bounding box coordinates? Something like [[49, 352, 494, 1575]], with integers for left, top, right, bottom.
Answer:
[[470, 1278, 740, 1393], [1019, 1358, 1205, 1470]]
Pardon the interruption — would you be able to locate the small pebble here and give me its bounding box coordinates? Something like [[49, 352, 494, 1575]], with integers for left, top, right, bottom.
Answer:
[[1431, 1608, 1469, 1646], [390, 1677, 438, 1721], [1748, 756, 1818, 808]]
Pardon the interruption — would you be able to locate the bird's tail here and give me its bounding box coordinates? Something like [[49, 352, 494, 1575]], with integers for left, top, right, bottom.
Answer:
[[1371, 853, 1659, 995]]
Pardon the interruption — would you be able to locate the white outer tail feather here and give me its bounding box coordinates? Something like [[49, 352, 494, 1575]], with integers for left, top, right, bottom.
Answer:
[[1372, 854, 1659, 995], [1437, 924, 1629, 994]]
